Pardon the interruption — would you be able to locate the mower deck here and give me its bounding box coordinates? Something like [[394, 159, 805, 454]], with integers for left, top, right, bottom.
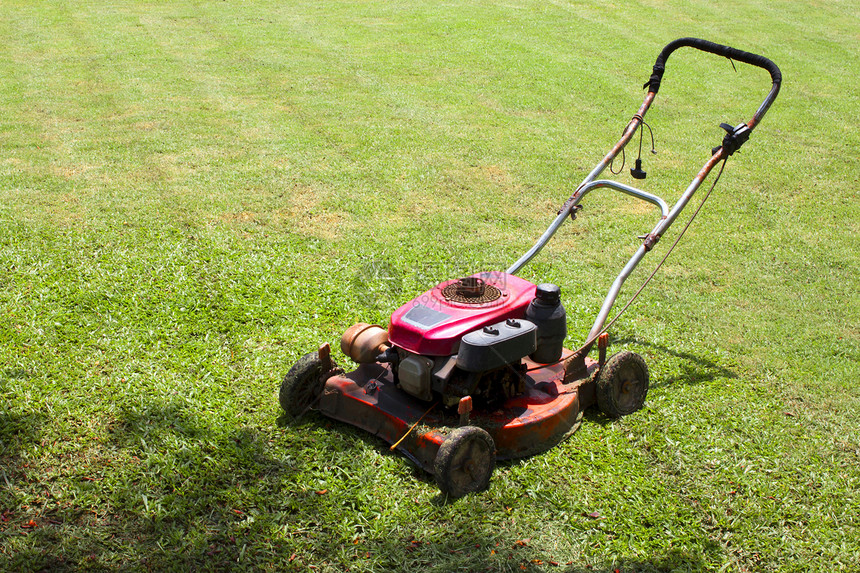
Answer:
[[319, 349, 598, 474]]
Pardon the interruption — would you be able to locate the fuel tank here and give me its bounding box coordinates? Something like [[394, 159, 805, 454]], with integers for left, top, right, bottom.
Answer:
[[387, 271, 537, 356]]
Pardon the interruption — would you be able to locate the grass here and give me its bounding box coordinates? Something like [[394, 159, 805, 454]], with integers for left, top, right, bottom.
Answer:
[[1, 0, 858, 571]]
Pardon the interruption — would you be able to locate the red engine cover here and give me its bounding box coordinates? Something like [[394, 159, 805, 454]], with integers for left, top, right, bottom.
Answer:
[[388, 271, 537, 356]]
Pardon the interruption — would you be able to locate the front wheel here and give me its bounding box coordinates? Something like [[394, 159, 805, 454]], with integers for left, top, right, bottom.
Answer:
[[434, 426, 496, 498], [280, 351, 338, 419], [596, 350, 649, 418]]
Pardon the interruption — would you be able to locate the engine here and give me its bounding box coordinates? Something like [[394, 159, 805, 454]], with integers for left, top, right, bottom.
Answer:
[[341, 271, 566, 408]]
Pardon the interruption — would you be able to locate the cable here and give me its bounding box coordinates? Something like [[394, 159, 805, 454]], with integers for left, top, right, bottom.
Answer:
[[637, 118, 656, 158], [611, 114, 656, 176], [609, 146, 626, 175]]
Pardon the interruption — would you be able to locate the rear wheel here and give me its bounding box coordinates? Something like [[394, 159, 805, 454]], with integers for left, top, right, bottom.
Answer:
[[434, 426, 495, 498], [596, 351, 649, 418], [280, 351, 337, 419]]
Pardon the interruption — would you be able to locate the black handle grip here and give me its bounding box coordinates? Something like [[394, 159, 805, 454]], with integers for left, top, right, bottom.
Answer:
[[644, 38, 781, 138], [645, 37, 782, 95]]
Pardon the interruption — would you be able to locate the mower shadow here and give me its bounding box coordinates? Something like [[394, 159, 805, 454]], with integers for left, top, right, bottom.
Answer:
[[609, 334, 738, 389], [278, 410, 434, 484], [274, 415, 719, 571]]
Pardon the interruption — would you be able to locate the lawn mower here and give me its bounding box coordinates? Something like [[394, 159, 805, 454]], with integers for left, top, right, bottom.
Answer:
[[279, 39, 781, 497]]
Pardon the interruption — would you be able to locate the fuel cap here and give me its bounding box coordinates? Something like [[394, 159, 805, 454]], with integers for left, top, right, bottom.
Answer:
[[535, 283, 561, 305]]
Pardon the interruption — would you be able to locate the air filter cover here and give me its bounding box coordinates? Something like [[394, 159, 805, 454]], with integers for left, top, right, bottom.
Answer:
[[456, 319, 537, 372]]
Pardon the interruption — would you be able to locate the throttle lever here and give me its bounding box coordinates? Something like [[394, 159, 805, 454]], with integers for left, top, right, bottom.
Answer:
[[712, 122, 751, 156]]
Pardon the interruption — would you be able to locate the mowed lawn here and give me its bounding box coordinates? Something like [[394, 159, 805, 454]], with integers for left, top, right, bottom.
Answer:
[[1, 1, 858, 571]]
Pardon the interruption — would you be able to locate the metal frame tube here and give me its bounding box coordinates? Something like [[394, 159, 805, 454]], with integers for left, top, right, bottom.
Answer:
[[586, 153, 723, 341], [505, 93, 657, 277], [506, 180, 668, 275]]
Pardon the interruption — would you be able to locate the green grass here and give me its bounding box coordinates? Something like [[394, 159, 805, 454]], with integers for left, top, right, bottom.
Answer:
[[1, 0, 858, 571]]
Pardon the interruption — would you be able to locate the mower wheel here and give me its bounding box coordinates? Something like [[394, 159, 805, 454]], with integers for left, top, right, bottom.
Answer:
[[596, 350, 649, 418], [279, 351, 338, 419], [434, 426, 496, 498]]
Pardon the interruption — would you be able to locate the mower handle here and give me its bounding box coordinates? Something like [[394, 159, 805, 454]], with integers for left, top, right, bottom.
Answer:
[[509, 39, 782, 364], [644, 37, 782, 127], [508, 39, 783, 276]]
